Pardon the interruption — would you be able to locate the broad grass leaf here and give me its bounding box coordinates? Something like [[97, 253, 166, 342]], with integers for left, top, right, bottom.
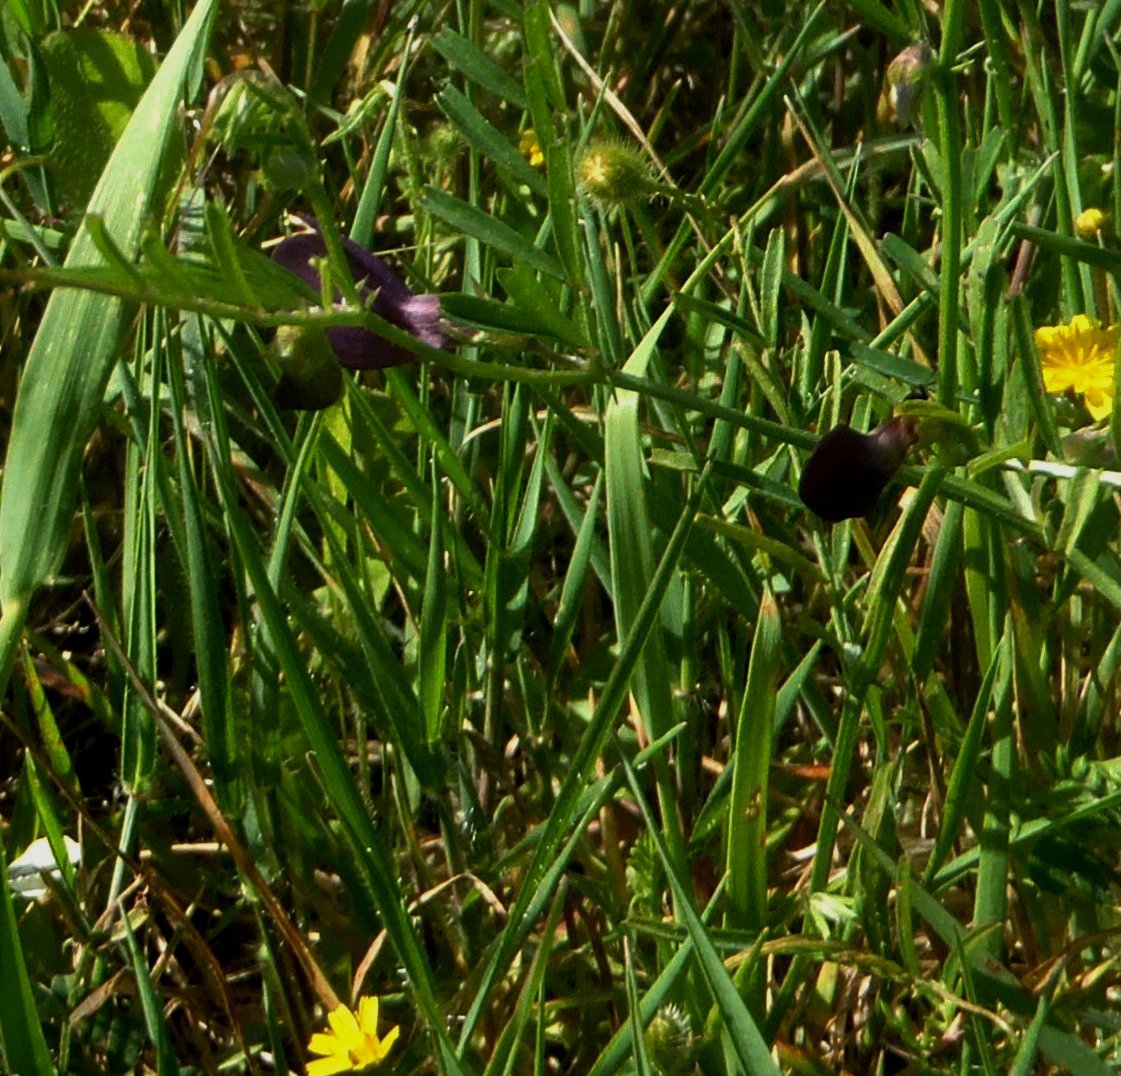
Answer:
[[0, 0, 218, 613]]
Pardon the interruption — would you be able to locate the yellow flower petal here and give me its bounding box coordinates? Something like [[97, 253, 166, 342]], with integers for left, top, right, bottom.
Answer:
[[308, 1057, 356, 1076], [376, 1024, 401, 1061], [357, 996, 380, 1035], [1042, 365, 1076, 394], [327, 1005, 364, 1051], [1084, 385, 1114, 421], [1036, 313, 1118, 421], [307, 996, 398, 1073], [308, 1032, 347, 1057], [1035, 325, 1061, 349]]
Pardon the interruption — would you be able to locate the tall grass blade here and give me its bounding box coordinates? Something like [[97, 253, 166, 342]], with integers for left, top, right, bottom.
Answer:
[[0, 0, 217, 619], [0, 837, 53, 1074]]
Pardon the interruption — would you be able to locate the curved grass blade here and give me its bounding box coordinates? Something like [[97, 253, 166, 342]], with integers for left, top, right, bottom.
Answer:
[[0, 0, 217, 619], [457, 468, 707, 1050]]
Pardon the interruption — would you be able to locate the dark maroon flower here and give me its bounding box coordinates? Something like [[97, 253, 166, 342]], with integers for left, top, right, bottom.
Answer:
[[271, 222, 448, 370], [799, 416, 918, 521]]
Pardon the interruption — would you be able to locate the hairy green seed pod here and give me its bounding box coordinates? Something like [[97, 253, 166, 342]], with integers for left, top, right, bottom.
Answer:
[[576, 141, 652, 207], [644, 1004, 694, 1075]]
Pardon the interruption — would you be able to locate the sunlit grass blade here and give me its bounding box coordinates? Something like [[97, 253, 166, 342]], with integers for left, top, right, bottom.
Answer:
[[194, 361, 463, 1073], [923, 630, 1010, 886], [420, 465, 448, 742], [725, 587, 781, 943], [481, 885, 567, 1076], [624, 937, 654, 1076], [0, 9, 218, 1069], [0, 0, 217, 622], [845, 807, 1115, 1075], [605, 306, 689, 888], [811, 466, 945, 893], [121, 911, 177, 1074]]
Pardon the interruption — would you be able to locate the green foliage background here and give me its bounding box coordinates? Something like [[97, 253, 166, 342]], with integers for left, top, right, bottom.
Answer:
[[3, 1, 1121, 1073]]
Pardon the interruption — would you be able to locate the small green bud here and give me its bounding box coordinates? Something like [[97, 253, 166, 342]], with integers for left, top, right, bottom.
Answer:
[[878, 43, 934, 127], [423, 122, 462, 168], [271, 325, 344, 410], [576, 140, 652, 207], [262, 146, 316, 191]]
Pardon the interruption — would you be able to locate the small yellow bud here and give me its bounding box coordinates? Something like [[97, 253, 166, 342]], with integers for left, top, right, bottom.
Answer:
[[1076, 207, 1109, 240], [519, 129, 545, 168]]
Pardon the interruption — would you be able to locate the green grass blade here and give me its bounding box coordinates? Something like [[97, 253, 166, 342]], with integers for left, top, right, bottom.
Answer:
[[923, 629, 1010, 885], [0, 0, 217, 615], [616, 742, 781, 1076], [419, 465, 448, 743], [725, 587, 781, 936], [196, 368, 463, 1074], [458, 470, 706, 1049], [0, 837, 53, 1075], [605, 306, 689, 886]]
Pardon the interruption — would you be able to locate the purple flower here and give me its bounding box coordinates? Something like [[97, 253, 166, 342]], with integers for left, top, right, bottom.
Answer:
[[799, 416, 918, 521], [271, 221, 448, 370]]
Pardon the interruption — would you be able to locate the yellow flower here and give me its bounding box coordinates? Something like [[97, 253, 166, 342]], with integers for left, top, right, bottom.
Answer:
[[519, 129, 544, 168], [307, 997, 400, 1075], [1076, 207, 1108, 240], [1035, 314, 1119, 421]]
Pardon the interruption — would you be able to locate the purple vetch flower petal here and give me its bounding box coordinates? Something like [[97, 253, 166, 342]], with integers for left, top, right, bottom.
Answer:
[[271, 222, 449, 370], [798, 416, 918, 522]]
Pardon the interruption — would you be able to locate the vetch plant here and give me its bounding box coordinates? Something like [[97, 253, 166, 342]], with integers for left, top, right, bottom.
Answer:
[[271, 219, 448, 371]]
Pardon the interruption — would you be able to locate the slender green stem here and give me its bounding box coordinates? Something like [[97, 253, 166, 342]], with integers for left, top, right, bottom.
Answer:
[[935, 0, 965, 405]]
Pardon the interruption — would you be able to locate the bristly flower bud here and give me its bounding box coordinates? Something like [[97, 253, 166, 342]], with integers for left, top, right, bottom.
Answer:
[[644, 1004, 694, 1075], [799, 416, 918, 522], [877, 42, 934, 128], [576, 140, 652, 207]]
